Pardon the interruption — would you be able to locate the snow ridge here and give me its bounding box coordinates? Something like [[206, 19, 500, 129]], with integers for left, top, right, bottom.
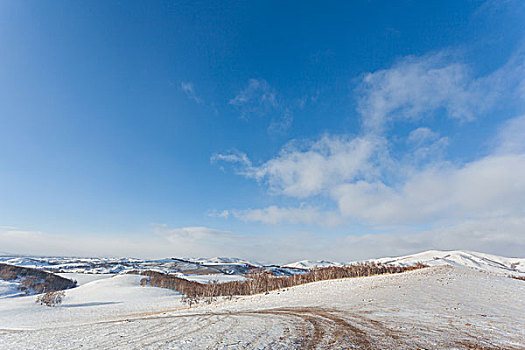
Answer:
[[361, 250, 525, 277]]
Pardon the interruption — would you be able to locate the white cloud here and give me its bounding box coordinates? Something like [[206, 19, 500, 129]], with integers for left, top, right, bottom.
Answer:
[[213, 115, 524, 230], [230, 79, 278, 115], [405, 127, 449, 163], [268, 108, 293, 134], [335, 215, 525, 260], [355, 51, 513, 133], [211, 48, 525, 259], [0, 225, 245, 260], [246, 134, 387, 198], [180, 81, 203, 104], [208, 209, 231, 219], [494, 114, 525, 154], [210, 149, 252, 167], [230, 206, 345, 226], [230, 79, 294, 133], [334, 153, 525, 223], [407, 127, 439, 144]]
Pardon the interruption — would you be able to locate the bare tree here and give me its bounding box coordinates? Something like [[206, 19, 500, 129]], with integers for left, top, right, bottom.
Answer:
[[133, 262, 426, 305], [36, 290, 65, 307]]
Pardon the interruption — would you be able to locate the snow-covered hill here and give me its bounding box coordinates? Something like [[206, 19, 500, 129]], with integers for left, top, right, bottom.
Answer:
[[0, 274, 180, 329], [0, 255, 305, 280], [1, 250, 523, 284], [363, 250, 525, 277], [280, 250, 525, 276], [283, 260, 344, 269], [0, 256, 262, 276], [1, 251, 524, 348], [1, 266, 523, 349], [186, 257, 262, 266]]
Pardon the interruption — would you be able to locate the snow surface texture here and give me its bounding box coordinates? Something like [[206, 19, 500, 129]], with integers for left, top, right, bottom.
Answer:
[[0, 266, 523, 349]]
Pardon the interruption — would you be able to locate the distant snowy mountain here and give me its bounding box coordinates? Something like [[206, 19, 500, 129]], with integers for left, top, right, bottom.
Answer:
[[282, 250, 525, 276], [0, 256, 207, 275], [283, 260, 344, 269], [362, 250, 525, 277], [0, 255, 267, 276], [187, 257, 262, 267], [1, 250, 523, 279]]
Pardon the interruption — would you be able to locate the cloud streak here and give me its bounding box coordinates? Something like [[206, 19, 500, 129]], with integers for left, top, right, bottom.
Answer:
[[218, 206, 345, 226], [180, 81, 203, 104], [229, 79, 305, 134]]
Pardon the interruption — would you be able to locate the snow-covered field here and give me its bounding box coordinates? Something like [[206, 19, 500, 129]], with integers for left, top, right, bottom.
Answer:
[[0, 265, 523, 349]]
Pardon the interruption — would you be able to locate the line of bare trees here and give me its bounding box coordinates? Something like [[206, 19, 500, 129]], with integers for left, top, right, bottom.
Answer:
[[0, 263, 77, 294], [135, 262, 426, 306]]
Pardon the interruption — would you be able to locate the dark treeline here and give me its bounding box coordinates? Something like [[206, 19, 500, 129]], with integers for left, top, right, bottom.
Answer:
[[134, 262, 426, 305], [0, 263, 77, 293]]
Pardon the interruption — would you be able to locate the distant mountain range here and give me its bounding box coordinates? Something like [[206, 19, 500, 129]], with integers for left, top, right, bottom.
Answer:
[[364, 250, 525, 277], [1, 250, 523, 277], [286, 250, 525, 277], [0, 255, 304, 276]]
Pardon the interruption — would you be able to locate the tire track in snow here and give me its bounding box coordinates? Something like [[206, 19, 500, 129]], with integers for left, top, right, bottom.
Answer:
[[1, 306, 520, 349], [249, 308, 372, 349]]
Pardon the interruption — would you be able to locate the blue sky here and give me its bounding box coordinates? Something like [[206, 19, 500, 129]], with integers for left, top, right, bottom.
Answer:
[[1, 1, 524, 262]]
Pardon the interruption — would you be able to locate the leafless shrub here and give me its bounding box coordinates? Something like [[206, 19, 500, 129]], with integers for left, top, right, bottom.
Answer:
[[36, 290, 65, 307], [137, 262, 426, 304], [181, 293, 200, 307]]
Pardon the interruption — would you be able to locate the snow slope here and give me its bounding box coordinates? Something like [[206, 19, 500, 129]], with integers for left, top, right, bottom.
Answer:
[[363, 250, 525, 277], [0, 266, 523, 349], [57, 273, 114, 286], [0, 274, 182, 330], [187, 257, 262, 266], [0, 280, 22, 299], [178, 274, 247, 284], [283, 259, 343, 269], [281, 250, 525, 276]]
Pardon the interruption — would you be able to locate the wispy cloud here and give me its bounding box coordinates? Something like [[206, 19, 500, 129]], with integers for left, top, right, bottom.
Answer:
[[214, 206, 345, 226], [405, 127, 449, 163], [180, 81, 203, 104], [210, 149, 252, 167], [493, 114, 525, 155], [214, 134, 386, 198], [229, 79, 278, 118], [357, 53, 478, 133], [355, 49, 525, 134], [229, 79, 308, 134]]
